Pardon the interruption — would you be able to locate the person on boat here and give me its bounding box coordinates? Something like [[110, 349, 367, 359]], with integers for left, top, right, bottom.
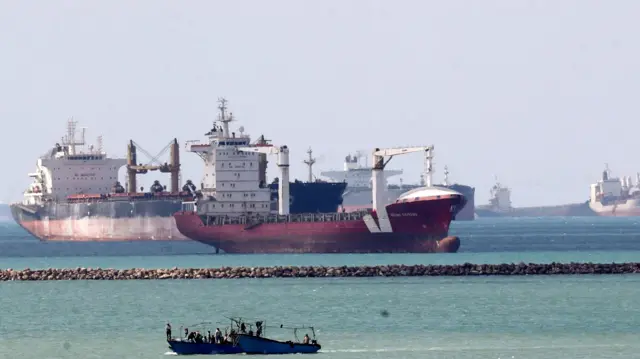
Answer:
[[184, 328, 189, 340], [187, 330, 196, 342], [240, 323, 246, 333], [214, 328, 222, 343], [302, 334, 310, 344], [166, 323, 172, 340], [207, 330, 212, 343]]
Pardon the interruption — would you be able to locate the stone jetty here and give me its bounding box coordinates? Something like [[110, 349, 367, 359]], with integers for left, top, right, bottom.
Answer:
[[1, 262, 640, 281]]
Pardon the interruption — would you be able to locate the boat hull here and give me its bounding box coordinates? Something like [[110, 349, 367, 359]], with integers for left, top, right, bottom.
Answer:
[[174, 193, 465, 253], [236, 334, 321, 354], [589, 198, 640, 216], [167, 340, 243, 355]]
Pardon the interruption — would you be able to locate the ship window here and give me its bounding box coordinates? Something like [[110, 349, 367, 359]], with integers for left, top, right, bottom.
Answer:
[[221, 204, 224, 208]]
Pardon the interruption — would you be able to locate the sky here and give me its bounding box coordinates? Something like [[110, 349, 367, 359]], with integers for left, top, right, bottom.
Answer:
[[1, 0, 639, 206]]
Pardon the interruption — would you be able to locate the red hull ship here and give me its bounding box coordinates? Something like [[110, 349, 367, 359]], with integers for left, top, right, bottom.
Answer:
[[172, 98, 467, 254], [174, 188, 466, 253]]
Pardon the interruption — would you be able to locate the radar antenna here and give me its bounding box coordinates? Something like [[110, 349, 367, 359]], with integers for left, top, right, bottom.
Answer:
[[64, 117, 86, 155]]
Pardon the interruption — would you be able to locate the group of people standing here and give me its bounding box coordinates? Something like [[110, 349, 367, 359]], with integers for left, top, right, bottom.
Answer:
[[166, 323, 226, 344]]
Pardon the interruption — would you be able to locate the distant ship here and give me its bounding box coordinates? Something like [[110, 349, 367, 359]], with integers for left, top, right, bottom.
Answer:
[[319, 152, 476, 221], [9, 119, 346, 242], [475, 177, 595, 217], [173, 98, 465, 253], [588, 165, 640, 216]]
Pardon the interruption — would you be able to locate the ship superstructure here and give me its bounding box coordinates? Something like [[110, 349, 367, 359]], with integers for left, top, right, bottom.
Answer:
[[173, 98, 466, 254], [319, 152, 476, 220], [22, 120, 127, 205]]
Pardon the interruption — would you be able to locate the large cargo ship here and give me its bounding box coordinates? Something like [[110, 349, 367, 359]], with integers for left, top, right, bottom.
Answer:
[[10, 119, 346, 242], [475, 177, 595, 217], [173, 98, 466, 253], [587, 165, 640, 216], [9, 120, 194, 241], [319, 153, 476, 221]]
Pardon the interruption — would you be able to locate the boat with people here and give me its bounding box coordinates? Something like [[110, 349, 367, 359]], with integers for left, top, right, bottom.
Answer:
[[165, 316, 321, 355], [165, 321, 243, 355]]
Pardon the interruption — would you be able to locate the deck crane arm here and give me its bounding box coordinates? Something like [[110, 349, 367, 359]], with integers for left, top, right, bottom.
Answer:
[[372, 145, 433, 170]]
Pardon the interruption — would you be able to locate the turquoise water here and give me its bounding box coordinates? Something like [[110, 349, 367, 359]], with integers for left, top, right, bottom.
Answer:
[[1, 276, 639, 358], [1, 217, 640, 358]]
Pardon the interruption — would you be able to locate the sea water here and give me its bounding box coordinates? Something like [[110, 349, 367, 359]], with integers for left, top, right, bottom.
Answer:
[[0, 217, 639, 358]]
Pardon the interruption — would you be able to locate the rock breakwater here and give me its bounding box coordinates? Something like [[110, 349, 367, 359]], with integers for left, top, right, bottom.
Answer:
[[1, 262, 640, 281]]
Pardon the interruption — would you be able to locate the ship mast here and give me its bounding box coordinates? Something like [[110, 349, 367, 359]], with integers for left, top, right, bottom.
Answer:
[[303, 147, 316, 182], [217, 97, 233, 138], [64, 118, 86, 155], [442, 166, 449, 186]]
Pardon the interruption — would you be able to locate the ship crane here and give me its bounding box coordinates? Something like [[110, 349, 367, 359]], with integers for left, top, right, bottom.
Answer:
[[126, 139, 181, 193], [370, 145, 434, 232], [237, 145, 291, 215]]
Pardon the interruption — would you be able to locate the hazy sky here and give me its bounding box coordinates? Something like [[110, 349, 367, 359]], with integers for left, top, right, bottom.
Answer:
[[2, 0, 639, 206]]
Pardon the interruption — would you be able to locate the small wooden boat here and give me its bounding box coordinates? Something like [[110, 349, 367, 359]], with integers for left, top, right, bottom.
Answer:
[[231, 317, 321, 354]]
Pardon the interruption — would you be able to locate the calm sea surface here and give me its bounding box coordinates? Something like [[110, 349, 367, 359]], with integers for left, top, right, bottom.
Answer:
[[1, 216, 639, 358]]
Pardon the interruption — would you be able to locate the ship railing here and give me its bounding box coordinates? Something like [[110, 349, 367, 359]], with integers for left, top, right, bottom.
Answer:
[[204, 210, 371, 226]]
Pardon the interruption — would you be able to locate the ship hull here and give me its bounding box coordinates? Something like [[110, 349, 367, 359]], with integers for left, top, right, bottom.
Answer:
[[475, 202, 597, 218], [589, 198, 640, 216], [10, 200, 188, 241], [10, 182, 347, 242], [341, 185, 475, 221], [174, 193, 465, 254]]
